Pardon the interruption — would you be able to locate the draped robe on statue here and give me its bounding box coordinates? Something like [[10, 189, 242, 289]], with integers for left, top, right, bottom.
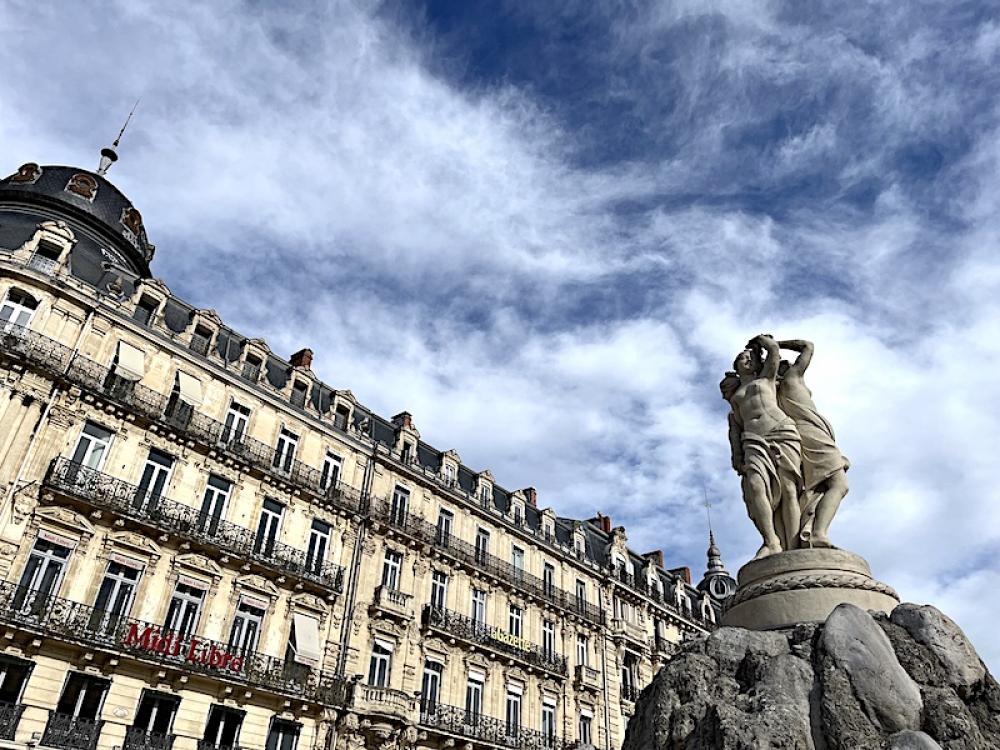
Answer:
[[741, 417, 803, 511], [777, 388, 849, 492]]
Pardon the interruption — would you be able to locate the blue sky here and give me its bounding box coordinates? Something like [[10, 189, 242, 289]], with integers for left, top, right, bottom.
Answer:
[[2, 1, 999, 669]]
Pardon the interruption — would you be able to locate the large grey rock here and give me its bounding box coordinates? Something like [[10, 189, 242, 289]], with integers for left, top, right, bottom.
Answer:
[[821, 603, 923, 733], [891, 604, 986, 692], [889, 730, 943, 749], [623, 602, 1000, 750]]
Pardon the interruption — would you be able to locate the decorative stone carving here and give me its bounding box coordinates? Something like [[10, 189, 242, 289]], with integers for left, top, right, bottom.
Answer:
[[173, 553, 223, 581], [8, 163, 41, 184], [34, 505, 95, 542], [65, 173, 98, 201], [235, 574, 280, 599], [106, 531, 162, 563]]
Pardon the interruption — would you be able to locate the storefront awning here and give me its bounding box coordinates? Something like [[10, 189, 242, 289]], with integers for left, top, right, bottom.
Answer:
[[291, 613, 322, 667], [113, 340, 145, 381], [175, 371, 203, 406]]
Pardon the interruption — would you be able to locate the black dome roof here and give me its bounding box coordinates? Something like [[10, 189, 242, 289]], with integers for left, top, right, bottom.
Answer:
[[0, 162, 154, 277]]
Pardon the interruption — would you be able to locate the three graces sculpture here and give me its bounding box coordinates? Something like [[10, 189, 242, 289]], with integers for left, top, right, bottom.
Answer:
[[721, 335, 850, 560]]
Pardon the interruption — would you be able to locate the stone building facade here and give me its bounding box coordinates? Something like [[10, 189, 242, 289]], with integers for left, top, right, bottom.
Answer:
[[0, 159, 733, 750]]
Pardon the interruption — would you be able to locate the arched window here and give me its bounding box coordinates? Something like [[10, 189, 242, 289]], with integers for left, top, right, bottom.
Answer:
[[0, 288, 39, 331]]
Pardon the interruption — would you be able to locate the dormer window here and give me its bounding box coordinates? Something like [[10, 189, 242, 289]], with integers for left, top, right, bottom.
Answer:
[[242, 354, 262, 383], [28, 240, 62, 275], [333, 404, 351, 431], [133, 296, 159, 327], [189, 325, 213, 356], [401, 441, 414, 464], [479, 485, 490, 506], [542, 520, 554, 540], [290, 380, 308, 408], [442, 462, 456, 486]]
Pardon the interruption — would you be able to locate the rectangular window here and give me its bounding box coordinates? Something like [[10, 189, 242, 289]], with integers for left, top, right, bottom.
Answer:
[[429, 570, 448, 610], [578, 713, 592, 745], [254, 498, 284, 557], [576, 634, 589, 667], [420, 661, 442, 713], [198, 474, 231, 535], [442, 462, 456, 485], [132, 297, 157, 327], [505, 689, 522, 738], [474, 528, 490, 564], [543, 562, 555, 595], [0, 289, 38, 330], [54, 672, 109, 722], [202, 706, 244, 749], [16, 538, 71, 611], [307, 519, 331, 575], [228, 600, 265, 654], [189, 325, 212, 356], [381, 550, 403, 591], [435, 509, 453, 544], [134, 448, 174, 512], [390, 486, 409, 526], [333, 404, 351, 431], [71, 421, 113, 471], [470, 589, 487, 626], [400, 441, 413, 463], [273, 428, 298, 473], [511, 546, 525, 579], [541, 702, 557, 747], [92, 560, 140, 634], [223, 401, 251, 445], [508, 605, 522, 637], [367, 642, 393, 688], [622, 652, 639, 700], [464, 676, 483, 722], [164, 582, 205, 637], [131, 690, 179, 744], [576, 579, 587, 606], [320, 452, 342, 491], [242, 354, 262, 383], [265, 718, 301, 750], [542, 620, 555, 656], [290, 380, 308, 408], [0, 656, 32, 705]]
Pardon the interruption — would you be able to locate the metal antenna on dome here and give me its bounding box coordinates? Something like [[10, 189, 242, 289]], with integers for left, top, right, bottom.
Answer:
[[97, 99, 140, 176]]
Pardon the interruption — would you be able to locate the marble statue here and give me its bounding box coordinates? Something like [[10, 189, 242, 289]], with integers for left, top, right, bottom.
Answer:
[[776, 339, 850, 548], [720, 335, 849, 559], [721, 334, 803, 559]]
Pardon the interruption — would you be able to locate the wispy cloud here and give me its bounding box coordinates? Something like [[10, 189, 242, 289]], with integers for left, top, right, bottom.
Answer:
[[2, 0, 998, 669]]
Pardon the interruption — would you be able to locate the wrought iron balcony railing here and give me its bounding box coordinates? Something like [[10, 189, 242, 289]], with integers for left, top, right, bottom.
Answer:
[[573, 665, 600, 691], [423, 606, 567, 676], [606, 564, 714, 628], [0, 584, 353, 709], [45, 458, 344, 593], [0, 702, 25, 741], [0, 323, 74, 375], [419, 703, 569, 750], [41, 711, 104, 750], [371, 500, 603, 626], [620, 684, 640, 703], [123, 727, 176, 750]]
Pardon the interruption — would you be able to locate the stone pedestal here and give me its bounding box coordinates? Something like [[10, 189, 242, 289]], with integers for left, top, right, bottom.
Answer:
[[722, 547, 898, 630]]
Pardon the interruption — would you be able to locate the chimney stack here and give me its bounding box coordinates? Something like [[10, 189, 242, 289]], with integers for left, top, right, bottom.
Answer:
[[642, 549, 665, 568], [290, 348, 313, 369], [392, 411, 413, 429], [522, 487, 538, 507], [669, 566, 692, 585]]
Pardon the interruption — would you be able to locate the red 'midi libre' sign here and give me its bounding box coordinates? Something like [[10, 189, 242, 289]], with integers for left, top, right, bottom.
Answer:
[[123, 624, 245, 673]]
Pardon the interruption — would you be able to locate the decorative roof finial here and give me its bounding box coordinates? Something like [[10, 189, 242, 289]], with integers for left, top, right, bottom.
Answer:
[[97, 99, 140, 176], [697, 486, 737, 601]]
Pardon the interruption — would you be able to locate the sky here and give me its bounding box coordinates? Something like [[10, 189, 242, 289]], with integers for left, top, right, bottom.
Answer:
[[2, 1, 999, 670]]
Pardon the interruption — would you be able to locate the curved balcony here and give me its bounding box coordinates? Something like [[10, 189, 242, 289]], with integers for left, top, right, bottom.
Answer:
[[45, 458, 344, 594], [0, 584, 352, 708], [370, 500, 603, 626], [420, 703, 569, 750], [422, 606, 567, 677]]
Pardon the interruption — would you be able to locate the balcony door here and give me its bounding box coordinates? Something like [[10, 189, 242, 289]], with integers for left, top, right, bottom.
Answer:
[[306, 520, 330, 576], [92, 561, 141, 635], [133, 449, 174, 513], [228, 600, 266, 655], [71, 422, 113, 472], [389, 487, 409, 526], [128, 690, 179, 750], [198, 475, 231, 536], [265, 719, 301, 750], [420, 661, 442, 715], [46, 673, 109, 747], [223, 402, 250, 445], [16, 539, 70, 613], [164, 583, 205, 638], [464, 676, 483, 729], [0, 289, 37, 331], [254, 499, 284, 557], [202, 706, 244, 750]]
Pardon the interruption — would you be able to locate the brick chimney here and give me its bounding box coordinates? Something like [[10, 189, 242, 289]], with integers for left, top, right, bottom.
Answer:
[[669, 566, 692, 585], [290, 348, 313, 369], [522, 487, 537, 507], [595, 513, 612, 534], [642, 549, 664, 568], [392, 411, 413, 429]]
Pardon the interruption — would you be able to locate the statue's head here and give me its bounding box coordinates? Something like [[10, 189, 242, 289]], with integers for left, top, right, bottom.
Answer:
[[733, 349, 757, 377], [719, 371, 740, 401]]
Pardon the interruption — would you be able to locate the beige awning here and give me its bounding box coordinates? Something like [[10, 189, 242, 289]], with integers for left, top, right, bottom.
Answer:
[[175, 370, 203, 406], [291, 613, 322, 667], [113, 340, 145, 381]]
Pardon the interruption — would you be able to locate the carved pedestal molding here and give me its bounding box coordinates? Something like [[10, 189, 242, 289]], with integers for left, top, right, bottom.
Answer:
[[722, 547, 899, 630]]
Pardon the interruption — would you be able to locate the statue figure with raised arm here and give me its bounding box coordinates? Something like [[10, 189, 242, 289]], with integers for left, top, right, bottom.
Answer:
[[777, 339, 850, 548], [720, 334, 803, 559]]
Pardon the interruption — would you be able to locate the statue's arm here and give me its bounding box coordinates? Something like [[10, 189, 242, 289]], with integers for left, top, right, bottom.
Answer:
[[778, 339, 814, 374], [728, 410, 744, 474], [755, 334, 781, 380]]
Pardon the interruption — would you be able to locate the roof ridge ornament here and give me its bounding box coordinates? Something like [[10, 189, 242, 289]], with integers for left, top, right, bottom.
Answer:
[[97, 98, 140, 176]]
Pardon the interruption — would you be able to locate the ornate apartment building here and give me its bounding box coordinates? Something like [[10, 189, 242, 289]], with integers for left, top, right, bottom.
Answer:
[[0, 156, 735, 750]]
